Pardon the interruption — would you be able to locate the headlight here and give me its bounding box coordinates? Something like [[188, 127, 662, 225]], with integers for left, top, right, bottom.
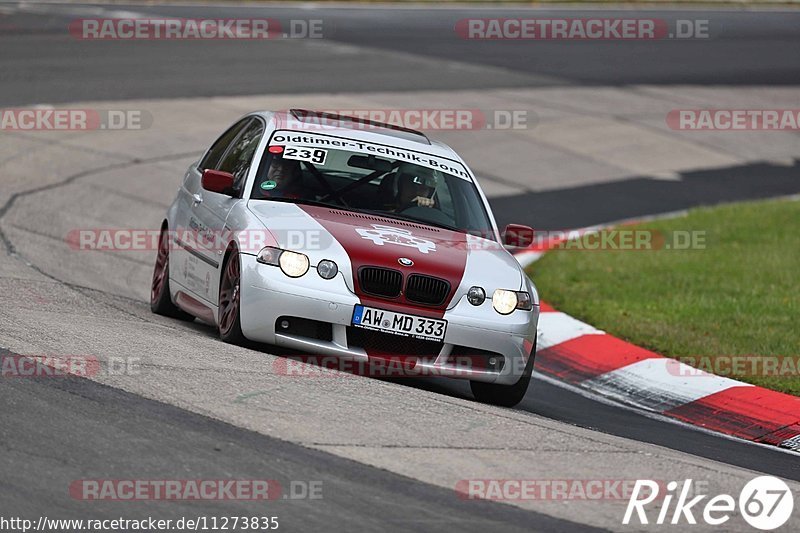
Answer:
[[467, 286, 486, 306], [492, 289, 533, 315], [257, 247, 309, 278], [492, 289, 518, 315], [317, 259, 338, 280], [279, 250, 310, 278]]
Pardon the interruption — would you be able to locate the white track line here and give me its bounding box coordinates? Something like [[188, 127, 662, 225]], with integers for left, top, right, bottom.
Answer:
[[583, 358, 749, 413], [536, 312, 604, 350], [533, 372, 800, 457]]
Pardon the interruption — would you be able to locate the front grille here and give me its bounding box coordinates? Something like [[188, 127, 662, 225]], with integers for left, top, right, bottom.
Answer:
[[405, 274, 450, 306], [359, 267, 402, 298], [347, 327, 443, 358]]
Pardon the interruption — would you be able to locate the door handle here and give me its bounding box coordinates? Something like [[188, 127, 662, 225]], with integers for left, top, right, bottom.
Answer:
[[192, 193, 203, 205]]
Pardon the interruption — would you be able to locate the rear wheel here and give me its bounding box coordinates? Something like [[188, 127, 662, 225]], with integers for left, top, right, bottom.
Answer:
[[470, 340, 536, 407], [219, 250, 246, 345], [150, 227, 193, 320]]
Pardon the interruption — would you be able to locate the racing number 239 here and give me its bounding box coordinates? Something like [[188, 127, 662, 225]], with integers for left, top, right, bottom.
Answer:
[[416, 319, 444, 338], [283, 146, 327, 165]]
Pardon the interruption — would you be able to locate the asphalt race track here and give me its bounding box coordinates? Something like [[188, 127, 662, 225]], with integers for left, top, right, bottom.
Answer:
[[3, 3, 800, 104], [1, 3, 799, 531]]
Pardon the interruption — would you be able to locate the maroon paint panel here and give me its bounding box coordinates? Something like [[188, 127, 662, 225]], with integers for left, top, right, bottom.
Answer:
[[299, 205, 468, 319]]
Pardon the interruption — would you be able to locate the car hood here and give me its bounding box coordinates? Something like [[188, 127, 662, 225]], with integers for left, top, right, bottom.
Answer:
[[247, 201, 525, 316]]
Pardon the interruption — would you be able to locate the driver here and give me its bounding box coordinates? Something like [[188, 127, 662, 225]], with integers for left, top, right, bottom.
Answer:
[[392, 163, 439, 211], [259, 156, 303, 198]]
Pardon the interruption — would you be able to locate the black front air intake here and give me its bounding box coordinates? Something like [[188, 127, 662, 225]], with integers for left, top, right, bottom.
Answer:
[[404, 274, 450, 306], [359, 267, 403, 298]]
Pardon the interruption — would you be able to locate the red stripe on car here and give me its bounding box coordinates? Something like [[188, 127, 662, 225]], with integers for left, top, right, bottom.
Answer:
[[298, 205, 468, 319]]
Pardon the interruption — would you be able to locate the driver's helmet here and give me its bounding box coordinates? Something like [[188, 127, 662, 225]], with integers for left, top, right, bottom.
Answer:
[[395, 163, 439, 198]]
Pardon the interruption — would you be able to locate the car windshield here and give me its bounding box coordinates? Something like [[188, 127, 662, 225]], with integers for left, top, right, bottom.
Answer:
[[250, 137, 495, 238]]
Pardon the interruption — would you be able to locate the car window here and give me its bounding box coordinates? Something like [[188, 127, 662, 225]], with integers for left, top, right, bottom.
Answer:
[[251, 143, 494, 238], [198, 118, 252, 171], [218, 119, 265, 191]]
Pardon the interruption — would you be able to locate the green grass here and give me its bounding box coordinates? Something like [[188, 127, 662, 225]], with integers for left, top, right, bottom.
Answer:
[[527, 198, 800, 395]]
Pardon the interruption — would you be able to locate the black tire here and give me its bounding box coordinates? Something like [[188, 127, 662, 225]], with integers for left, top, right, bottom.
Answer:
[[218, 249, 246, 345], [470, 340, 536, 407], [150, 226, 194, 321]]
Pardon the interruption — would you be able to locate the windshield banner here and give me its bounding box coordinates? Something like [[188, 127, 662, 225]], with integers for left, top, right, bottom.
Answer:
[[269, 131, 472, 180]]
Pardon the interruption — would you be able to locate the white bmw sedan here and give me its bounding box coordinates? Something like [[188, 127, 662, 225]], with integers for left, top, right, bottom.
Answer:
[[151, 110, 539, 406]]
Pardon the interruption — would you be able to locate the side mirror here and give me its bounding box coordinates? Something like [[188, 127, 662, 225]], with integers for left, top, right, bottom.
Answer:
[[201, 169, 235, 195], [502, 224, 535, 248]]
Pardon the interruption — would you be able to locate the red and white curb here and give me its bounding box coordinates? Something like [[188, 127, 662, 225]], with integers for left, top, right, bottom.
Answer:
[[515, 230, 800, 453]]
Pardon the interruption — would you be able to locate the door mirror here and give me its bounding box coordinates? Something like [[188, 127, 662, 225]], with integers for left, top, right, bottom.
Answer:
[[201, 169, 235, 195], [502, 224, 535, 248]]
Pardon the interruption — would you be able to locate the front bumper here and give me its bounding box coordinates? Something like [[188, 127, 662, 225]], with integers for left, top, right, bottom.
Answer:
[[239, 254, 538, 384]]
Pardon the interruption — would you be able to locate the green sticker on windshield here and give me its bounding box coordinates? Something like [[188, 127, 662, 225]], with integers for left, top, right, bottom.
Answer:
[[261, 180, 277, 191]]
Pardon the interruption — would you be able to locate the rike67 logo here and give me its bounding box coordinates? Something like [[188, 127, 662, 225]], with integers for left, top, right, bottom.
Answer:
[[624, 476, 794, 530]]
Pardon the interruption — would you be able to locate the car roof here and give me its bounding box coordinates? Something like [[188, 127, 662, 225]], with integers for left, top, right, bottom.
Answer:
[[253, 109, 465, 164]]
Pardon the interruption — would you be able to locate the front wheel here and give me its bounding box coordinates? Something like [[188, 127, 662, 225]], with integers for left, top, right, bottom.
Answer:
[[218, 250, 246, 345], [470, 340, 536, 407]]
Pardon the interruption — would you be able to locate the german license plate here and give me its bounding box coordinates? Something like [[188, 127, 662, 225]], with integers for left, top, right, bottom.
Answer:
[[351, 305, 447, 342]]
